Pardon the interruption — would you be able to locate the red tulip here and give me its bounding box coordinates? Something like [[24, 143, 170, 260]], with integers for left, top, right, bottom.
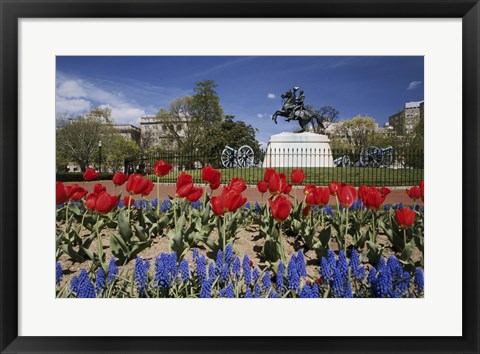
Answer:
[[85, 192, 97, 210], [141, 179, 154, 197], [316, 187, 330, 206], [380, 186, 391, 197], [56, 182, 67, 205], [263, 168, 276, 183], [225, 189, 247, 212], [395, 208, 416, 228], [304, 184, 317, 205], [268, 172, 281, 195], [363, 187, 386, 211], [338, 184, 356, 208], [406, 186, 422, 201], [65, 184, 87, 202], [279, 173, 292, 195], [358, 185, 369, 203], [126, 174, 150, 195], [94, 183, 106, 194], [83, 168, 99, 181], [227, 177, 247, 194], [210, 195, 225, 216], [186, 187, 204, 202], [154, 160, 173, 176], [419, 180, 424, 202], [268, 195, 292, 221], [123, 195, 134, 208], [113, 172, 128, 186], [290, 169, 305, 184], [328, 181, 340, 196], [202, 165, 221, 190], [257, 181, 268, 194], [176, 173, 194, 197], [94, 191, 118, 214], [210, 187, 246, 215]]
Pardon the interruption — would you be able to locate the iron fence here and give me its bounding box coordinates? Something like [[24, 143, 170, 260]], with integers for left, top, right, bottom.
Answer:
[[124, 148, 423, 187]]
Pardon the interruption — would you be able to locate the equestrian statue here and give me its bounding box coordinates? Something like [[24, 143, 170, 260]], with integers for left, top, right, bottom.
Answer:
[[272, 86, 324, 132]]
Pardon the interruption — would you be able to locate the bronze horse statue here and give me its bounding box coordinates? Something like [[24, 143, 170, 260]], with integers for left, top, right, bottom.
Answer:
[[272, 87, 323, 132]]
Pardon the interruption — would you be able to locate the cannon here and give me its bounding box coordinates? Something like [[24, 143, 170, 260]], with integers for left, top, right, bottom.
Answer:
[[221, 145, 255, 168], [334, 146, 394, 168]]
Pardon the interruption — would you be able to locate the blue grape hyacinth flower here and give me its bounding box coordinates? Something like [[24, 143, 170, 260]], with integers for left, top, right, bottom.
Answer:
[[218, 283, 235, 298], [179, 259, 190, 283], [262, 271, 271, 293], [242, 254, 252, 285], [107, 257, 118, 284], [134, 257, 150, 297], [287, 254, 300, 291], [276, 261, 285, 294], [95, 267, 106, 295], [74, 269, 96, 298], [200, 277, 213, 298], [196, 254, 207, 283], [414, 268, 424, 293], [56, 262, 63, 285]]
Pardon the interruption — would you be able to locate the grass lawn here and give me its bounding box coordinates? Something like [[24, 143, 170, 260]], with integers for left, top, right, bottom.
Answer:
[[146, 166, 424, 187]]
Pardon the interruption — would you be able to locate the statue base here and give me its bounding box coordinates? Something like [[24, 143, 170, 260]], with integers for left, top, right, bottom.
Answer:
[[262, 132, 333, 168]]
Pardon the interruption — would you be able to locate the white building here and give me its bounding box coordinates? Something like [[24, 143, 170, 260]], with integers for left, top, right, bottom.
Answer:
[[140, 114, 188, 150]]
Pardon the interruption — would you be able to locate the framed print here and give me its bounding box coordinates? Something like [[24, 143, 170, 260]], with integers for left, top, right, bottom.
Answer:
[[1, 0, 479, 353]]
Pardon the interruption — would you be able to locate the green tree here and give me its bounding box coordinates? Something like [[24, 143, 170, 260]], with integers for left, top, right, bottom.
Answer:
[[191, 80, 224, 124], [329, 115, 378, 151], [102, 134, 141, 172], [56, 107, 116, 172]]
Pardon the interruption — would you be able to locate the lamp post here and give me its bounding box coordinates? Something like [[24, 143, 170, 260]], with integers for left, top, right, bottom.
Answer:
[[98, 140, 102, 173]]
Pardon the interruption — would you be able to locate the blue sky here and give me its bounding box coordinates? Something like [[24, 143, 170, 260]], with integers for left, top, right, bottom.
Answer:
[[56, 56, 423, 145]]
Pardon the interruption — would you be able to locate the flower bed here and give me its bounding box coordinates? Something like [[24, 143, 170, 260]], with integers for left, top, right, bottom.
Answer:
[[56, 165, 425, 298]]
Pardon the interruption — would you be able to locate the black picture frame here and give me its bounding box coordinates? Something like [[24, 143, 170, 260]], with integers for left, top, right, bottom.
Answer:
[[1, 0, 478, 353]]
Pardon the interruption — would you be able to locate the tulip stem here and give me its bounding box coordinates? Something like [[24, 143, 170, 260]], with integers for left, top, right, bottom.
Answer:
[[222, 214, 227, 261], [403, 228, 407, 248], [372, 211, 376, 244], [335, 195, 340, 216], [65, 201, 70, 226], [203, 184, 207, 206], [157, 176, 160, 215], [321, 208, 324, 229], [345, 207, 349, 253], [96, 214, 104, 272], [127, 195, 132, 223], [173, 198, 178, 230], [278, 222, 286, 265], [80, 210, 88, 234]]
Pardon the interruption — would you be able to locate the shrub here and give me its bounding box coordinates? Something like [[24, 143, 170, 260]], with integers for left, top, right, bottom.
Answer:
[[56, 172, 114, 182]]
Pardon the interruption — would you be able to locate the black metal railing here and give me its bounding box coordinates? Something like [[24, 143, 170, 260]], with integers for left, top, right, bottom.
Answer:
[[124, 148, 423, 187]]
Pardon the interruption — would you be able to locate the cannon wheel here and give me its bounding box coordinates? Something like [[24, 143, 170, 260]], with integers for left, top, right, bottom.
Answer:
[[221, 148, 236, 168], [342, 155, 351, 167], [381, 148, 394, 168], [359, 146, 383, 167], [237, 145, 254, 167]]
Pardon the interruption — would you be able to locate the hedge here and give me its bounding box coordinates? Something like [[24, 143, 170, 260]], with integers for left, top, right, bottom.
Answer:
[[56, 172, 115, 182]]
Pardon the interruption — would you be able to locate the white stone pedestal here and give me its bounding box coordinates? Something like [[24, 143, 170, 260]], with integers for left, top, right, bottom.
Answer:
[[262, 132, 333, 168]]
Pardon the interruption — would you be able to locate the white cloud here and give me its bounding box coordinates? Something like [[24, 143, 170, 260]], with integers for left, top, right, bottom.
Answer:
[[57, 80, 87, 98], [56, 72, 146, 124], [56, 98, 91, 113], [267, 93, 276, 99], [407, 81, 422, 90], [100, 105, 146, 123], [257, 113, 265, 119]]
